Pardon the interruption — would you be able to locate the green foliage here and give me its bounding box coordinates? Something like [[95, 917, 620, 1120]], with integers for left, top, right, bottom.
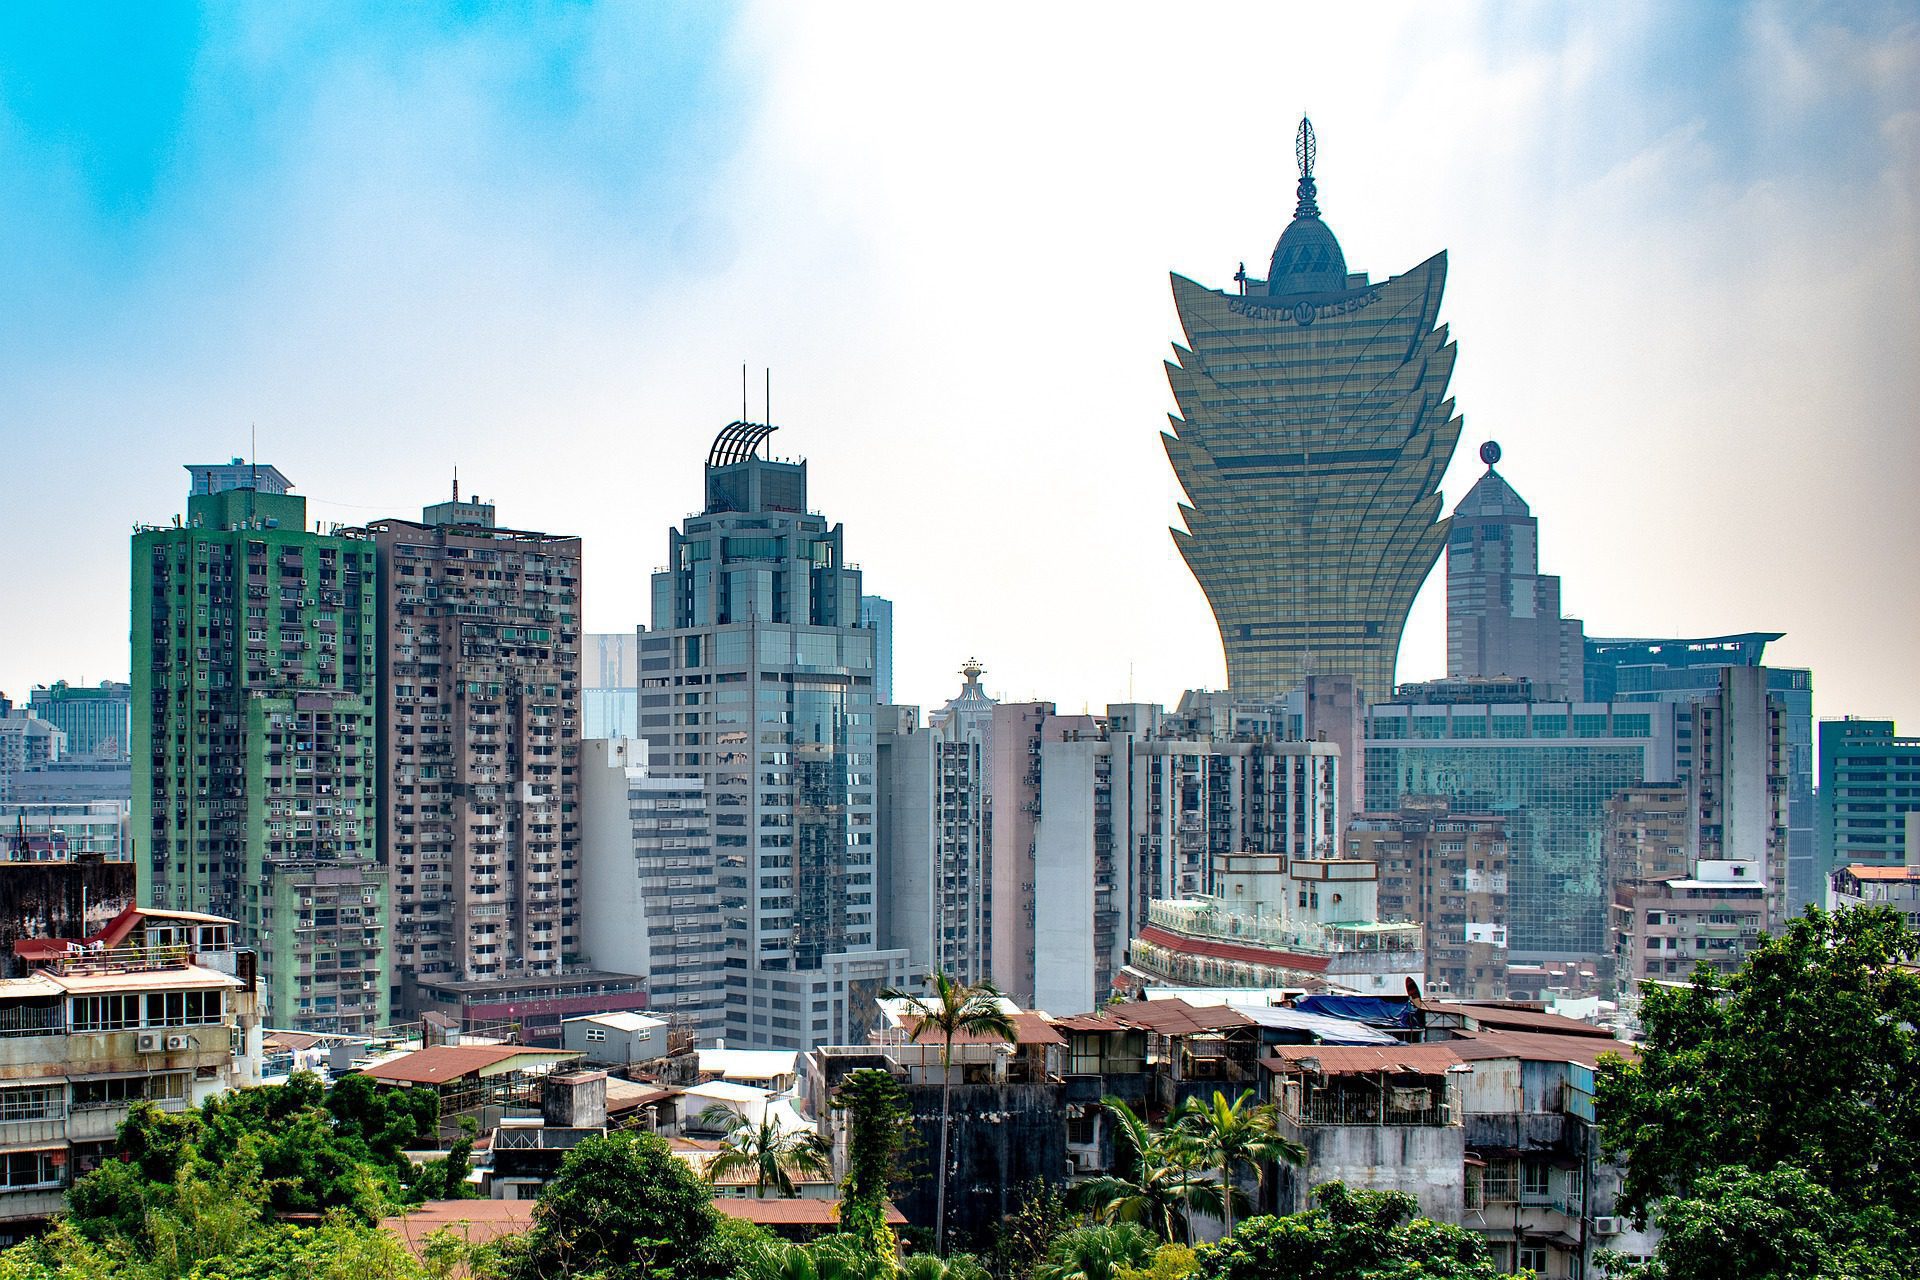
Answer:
[[1170, 1089, 1303, 1236], [1069, 1097, 1214, 1244], [1114, 1243, 1196, 1280], [1032, 1223, 1158, 1280], [1597, 1164, 1911, 1280], [1595, 905, 1920, 1222], [1189, 1183, 1517, 1280], [702, 1104, 834, 1199], [0, 1213, 429, 1280], [985, 1180, 1075, 1280], [512, 1129, 724, 1280], [832, 1068, 913, 1265]]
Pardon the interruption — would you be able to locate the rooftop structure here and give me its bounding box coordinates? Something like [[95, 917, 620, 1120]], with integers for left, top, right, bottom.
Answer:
[[1163, 117, 1461, 702], [185, 459, 292, 498]]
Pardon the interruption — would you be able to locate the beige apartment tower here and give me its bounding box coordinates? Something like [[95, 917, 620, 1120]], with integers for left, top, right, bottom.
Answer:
[[1163, 118, 1462, 701], [366, 495, 583, 1019]]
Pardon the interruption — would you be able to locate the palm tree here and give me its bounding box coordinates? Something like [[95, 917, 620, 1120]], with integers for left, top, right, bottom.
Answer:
[[1173, 1088, 1304, 1237], [1069, 1095, 1218, 1243], [701, 1104, 833, 1199], [1031, 1223, 1158, 1280], [884, 972, 1017, 1254]]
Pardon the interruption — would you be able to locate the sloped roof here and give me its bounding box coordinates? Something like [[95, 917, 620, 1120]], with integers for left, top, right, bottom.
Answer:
[[360, 1045, 577, 1085], [714, 1198, 907, 1227], [1105, 998, 1254, 1037], [1264, 1043, 1464, 1075], [1435, 1002, 1614, 1039], [1135, 924, 1333, 974], [1449, 1029, 1636, 1069]]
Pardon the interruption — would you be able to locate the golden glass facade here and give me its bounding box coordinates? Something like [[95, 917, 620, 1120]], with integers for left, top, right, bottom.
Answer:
[[1162, 139, 1462, 702]]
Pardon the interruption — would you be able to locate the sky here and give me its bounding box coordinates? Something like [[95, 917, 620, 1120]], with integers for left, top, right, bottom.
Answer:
[[1, 2, 1915, 729]]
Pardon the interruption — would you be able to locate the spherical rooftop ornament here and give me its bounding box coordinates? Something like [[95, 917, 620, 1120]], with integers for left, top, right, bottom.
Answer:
[[1480, 440, 1502, 467]]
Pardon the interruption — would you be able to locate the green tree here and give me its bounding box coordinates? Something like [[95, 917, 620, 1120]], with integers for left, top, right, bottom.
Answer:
[[1171, 1089, 1303, 1237], [985, 1179, 1075, 1280], [1115, 1243, 1196, 1280], [1032, 1224, 1158, 1280], [701, 1104, 833, 1199], [1190, 1183, 1518, 1280], [514, 1129, 722, 1280], [1070, 1098, 1211, 1243], [1595, 905, 1920, 1221], [884, 973, 1016, 1254], [1597, 1164, 1909, 1280], [832, 1068, 913, 1266]]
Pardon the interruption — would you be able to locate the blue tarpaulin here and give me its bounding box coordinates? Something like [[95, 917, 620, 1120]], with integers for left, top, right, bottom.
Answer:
[[1291, 995, 1417, 1027]]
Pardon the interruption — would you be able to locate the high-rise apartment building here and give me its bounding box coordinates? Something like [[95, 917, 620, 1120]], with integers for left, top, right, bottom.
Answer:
[[363, 495, 591, 1026], [132, 482, 387, 1033], [1817, 718, 1920, 878], [1365, 692, 1679, 959], [1347, 797, 1510, 1000], [1162, 118, 1461, 701], [642, 423, 909, 1049], [876, 662, 997, 984], [579, 737, 721, 1036], [1446, 445, 1583, 698], [1026, 706, 1342, 1013], [27, 683, 131, 760], [1691, 667, 1789, 927], [0, 707, 64, 805], [1586, 633, 1814, 911], [1604, 784, 1691, 890]]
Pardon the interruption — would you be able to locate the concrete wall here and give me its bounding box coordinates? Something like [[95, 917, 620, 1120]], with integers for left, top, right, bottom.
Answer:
[[1034, 742, 1100, 1015], [897, 1079, 1068, 1242], [579, 739, 649, 980], [1277, 1119, 1466, 1223]]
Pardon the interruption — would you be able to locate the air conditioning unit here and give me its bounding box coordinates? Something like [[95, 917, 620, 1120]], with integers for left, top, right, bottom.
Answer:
[[1592, 1216, 1624, 1236], [136, 1032, 162, 1054], [165, 1034, 190, 1052]]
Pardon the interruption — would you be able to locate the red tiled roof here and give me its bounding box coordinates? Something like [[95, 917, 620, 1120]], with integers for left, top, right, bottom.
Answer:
[[380, 1200, 532, 1256], [1263, 1043, 1464, 1075], [1049, 1012, 1125, 1033], [360, 1045, 575, 1085], [715, 1198, 907, 1226], [1136, 925, 1333, 974], [896, 1009, 1063, 1047], [1842, 864, 1920, 882]]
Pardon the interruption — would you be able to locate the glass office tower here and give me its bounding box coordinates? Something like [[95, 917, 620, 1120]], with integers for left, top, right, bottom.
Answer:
[[643, 423, 909, 1049], [1365, 697, 1678, 959]]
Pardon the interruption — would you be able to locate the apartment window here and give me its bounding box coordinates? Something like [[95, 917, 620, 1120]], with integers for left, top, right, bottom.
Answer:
[[1522, 1160, 1551, 1200], [0, 1151, 60, 1190], [145, 991, 225, 1027], [585, 1028, 606, 1043], [69, 995, 142, 1032], [71, 1073, 189, 1112], [0, 1087, 62, 1122], [1516, 1245, 1548, 1276]]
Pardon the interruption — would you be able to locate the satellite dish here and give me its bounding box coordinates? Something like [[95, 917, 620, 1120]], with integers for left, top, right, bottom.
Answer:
[[1479, 441, 1502, 467]]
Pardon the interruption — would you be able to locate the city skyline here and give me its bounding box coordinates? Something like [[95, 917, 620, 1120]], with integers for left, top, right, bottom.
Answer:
[[3, 4, 1916, 729]]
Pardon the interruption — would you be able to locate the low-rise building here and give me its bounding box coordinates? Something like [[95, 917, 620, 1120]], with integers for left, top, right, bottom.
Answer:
[[562, 1011, 672, 1066], [1613, 859, 1768, 1005], [1828, 831, 1920, 933], [0, 907, 261, 1240]]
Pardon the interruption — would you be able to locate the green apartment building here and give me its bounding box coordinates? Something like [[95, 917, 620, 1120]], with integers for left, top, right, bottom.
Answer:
[[132, 485, 389, 1033]]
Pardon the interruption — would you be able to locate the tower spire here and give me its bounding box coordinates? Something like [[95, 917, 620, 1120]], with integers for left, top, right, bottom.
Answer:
[[1293, 116, 1320, 219]]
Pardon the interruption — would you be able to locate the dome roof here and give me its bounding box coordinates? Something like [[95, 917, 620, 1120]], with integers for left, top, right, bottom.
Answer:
[[1266, 115, 1349, 298], [1267, 216, 1347, 297]]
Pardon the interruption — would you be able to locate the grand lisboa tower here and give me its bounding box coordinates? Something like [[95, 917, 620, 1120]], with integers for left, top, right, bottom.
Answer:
[[1163, 118, 1463, 701]]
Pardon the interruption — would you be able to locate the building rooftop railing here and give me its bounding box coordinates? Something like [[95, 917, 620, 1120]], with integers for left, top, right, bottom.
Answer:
[[1148, 899, 1422, 954]]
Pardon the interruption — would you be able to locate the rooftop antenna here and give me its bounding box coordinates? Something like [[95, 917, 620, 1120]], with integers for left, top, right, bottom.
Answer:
[[453, 466, 459, 502], [248, 423, 257, 526], [765, 368, 771, 426], [742, 363, 749, 421]]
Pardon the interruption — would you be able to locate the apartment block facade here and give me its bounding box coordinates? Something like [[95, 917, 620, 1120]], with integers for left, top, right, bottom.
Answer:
[[1347, 797, 1510, 999], [132, 485, 387, 1033], [364, 498, 584, 1021]]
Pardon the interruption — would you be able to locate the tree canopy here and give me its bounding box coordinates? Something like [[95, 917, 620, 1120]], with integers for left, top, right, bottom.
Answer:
[[1594, 905, 1920, 1222], [1189, 1183, 1518, 1280]]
